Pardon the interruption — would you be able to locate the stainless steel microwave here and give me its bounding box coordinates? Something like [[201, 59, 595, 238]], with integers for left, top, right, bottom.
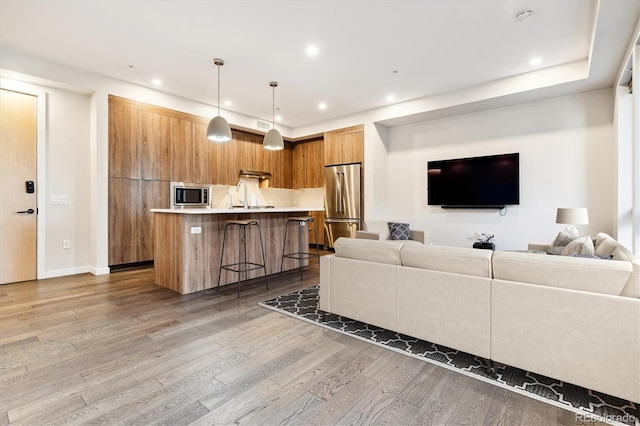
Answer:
[[170, 182, 212, 208]]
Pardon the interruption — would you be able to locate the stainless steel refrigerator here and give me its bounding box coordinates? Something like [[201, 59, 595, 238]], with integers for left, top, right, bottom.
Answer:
[[324, 163, 362, 247]]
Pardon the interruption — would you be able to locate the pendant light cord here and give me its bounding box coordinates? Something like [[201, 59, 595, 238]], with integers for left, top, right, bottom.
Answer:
[[217, 63, 221, 116], [272, 85, 275, 127]]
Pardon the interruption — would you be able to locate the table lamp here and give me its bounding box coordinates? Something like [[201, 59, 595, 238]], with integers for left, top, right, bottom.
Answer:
[[556, 208, 589, 238]]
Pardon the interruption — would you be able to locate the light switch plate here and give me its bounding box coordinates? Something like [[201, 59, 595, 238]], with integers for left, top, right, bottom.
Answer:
[[51, 195, 68, 205]]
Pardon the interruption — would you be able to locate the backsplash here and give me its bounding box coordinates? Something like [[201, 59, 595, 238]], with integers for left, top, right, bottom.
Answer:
[[208, 179, 323, 209]]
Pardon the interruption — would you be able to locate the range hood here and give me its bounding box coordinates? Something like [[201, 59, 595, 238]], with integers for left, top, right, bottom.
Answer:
[[239, 169, 272, 179]]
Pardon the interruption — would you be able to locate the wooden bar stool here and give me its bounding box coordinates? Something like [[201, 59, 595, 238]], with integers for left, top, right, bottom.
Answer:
[[280, 216, 321, 280], [217, 219, 268, 298]]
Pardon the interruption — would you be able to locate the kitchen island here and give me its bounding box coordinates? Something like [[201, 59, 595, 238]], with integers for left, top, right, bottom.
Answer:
[[151, 207, 323, 294]]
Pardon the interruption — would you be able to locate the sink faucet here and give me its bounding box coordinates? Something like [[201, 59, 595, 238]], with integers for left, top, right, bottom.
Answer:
[[225, 192, 233, 209], [236, 180, 248, 208]]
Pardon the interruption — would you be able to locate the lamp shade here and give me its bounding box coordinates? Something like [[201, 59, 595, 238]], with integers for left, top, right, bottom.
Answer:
[[206, 115, 232, 142], [556, 208, 589, 225], [263, 128, 284, 150]]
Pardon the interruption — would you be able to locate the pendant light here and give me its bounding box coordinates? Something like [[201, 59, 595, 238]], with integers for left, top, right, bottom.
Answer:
[[206, 58, 232, 142], [263, 81, 284, 150]]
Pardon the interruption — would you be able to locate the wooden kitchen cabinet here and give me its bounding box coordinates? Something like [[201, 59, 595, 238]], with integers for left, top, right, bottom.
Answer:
[[169, 116, 193, 183], [108, 177, 142, 264], [141, 180, 170, 261], [292, 138, 326, 246], [191, 121, 214, 184], [324, 124, 364, 166], [141, 111, 171, 181], [109, 102, 141, 179], [265, 145, 292, 189], [108, 95, 296, 266], [108, 178, 169, 265], [292, 138, 324, 188]]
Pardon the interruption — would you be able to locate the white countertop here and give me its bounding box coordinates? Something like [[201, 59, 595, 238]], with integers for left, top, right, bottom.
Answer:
[[151, 207, 324, 214]]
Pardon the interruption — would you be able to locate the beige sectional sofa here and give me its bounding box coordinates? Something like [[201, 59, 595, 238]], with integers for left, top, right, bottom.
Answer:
[[319, 233, 640, 403]]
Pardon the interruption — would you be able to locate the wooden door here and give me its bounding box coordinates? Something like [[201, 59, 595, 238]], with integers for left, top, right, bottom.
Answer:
[[0, 89, 38, 284]]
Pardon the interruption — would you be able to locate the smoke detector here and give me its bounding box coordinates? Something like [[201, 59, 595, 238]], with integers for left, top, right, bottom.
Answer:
[[515, 10, 534, 22]]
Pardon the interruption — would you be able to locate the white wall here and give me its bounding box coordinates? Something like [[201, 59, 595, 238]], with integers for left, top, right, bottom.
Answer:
[[385, 89, 615, 250], [45, 87, 91, 275]]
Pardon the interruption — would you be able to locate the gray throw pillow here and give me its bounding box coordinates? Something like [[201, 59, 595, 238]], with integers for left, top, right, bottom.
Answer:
[[388, 222, 411, 240], [551, 229, 578, 247], [561, 235, 594, 256], [545, 246, 564, 255]]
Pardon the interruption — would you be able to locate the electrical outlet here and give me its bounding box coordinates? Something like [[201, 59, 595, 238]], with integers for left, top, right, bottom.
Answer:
[[466, 233, 475, 239], [63, 240, 71, 249], [190, 227, 202, 234]]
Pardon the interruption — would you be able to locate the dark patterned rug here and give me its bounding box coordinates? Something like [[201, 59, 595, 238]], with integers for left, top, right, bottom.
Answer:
[[259, 285, 639, 426]]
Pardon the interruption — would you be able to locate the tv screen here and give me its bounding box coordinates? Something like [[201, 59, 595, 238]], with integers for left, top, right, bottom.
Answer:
[[427, 153, 519, 208]]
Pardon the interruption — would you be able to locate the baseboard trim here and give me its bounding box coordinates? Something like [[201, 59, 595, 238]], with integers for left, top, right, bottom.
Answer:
[[91, 266, 111, 276], [45, 266, 93, 278]]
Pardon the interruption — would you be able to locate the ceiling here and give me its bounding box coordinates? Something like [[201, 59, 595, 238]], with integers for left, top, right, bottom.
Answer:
[[0, 0, 638, 130]]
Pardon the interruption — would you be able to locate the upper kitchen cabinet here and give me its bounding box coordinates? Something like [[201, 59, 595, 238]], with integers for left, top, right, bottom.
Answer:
[[191, 121, 215, 184], [141, 111, 171, 181], [169, 116, 193, 183], [264, 145, 292, 189], [292, 138, 324, 189], [231, 130, 292, 188], [323, 125, 364, 166], [109, 101, 141, 179]]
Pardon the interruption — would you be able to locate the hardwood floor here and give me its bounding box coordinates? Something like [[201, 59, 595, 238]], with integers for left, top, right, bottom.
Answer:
[[0, 256, 603, 425]]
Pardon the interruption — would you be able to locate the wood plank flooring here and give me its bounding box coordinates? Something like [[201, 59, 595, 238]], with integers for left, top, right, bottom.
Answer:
[[0, 257, 604, 425]]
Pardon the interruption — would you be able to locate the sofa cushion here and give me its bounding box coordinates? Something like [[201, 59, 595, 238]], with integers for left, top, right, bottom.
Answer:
[[492, 250, 633, 296], [594, 232, 613, 251], [364, 221, 390, 240], [595, 235, 623, 259], [389, 222, 411, 240], [401, 244, 493, 278], [333, 237, 405, 265]]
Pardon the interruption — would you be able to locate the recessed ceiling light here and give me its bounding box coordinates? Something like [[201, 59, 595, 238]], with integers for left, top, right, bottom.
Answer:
[[152, 78, 162, 86], [318, 102, 327, 110], [530, 57, 542, 66], [275, 115, 282, 122], [387, 94, 396, 102], [306, 45, 319, 56], [224, 100, 232, 107]]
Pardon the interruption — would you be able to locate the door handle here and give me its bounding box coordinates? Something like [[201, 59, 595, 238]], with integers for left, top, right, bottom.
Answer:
[[17, 208, 35, 214]]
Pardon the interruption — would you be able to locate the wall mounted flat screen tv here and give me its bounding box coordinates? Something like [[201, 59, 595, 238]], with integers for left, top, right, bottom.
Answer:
[[427, 153, 519, 208]]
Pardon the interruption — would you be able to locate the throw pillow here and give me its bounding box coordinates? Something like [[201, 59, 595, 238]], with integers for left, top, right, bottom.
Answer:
[[551, 229, 578, 247], [545, 246, 564, 255], [388, 222, 411, 240], [561, 235, 594, 256]]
